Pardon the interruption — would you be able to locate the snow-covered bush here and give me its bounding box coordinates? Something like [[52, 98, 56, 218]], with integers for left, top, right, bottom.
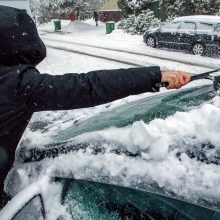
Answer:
[[118, 9, 162, 35], [135, 10, 162, 34], [118, 14, 136, 33]]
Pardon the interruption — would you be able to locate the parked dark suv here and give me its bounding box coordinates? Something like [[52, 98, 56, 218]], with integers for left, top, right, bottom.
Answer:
[[143, 15, 220, 55]]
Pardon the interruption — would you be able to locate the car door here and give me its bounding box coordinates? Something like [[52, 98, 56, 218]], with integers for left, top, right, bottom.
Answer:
[[215, 23, 220, 41], [217, 23, 220, 32], [197, 22, 214, 44], [177, 21, 197, 50], [157, 21, 181, 48]]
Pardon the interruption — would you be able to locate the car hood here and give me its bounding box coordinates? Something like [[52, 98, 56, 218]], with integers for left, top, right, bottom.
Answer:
[[6, 82, 220, 212], [144, 27, 160, 34]]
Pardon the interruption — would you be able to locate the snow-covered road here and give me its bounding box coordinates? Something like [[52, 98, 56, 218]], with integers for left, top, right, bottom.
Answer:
[[41, 35, 220, 71], [43, 37, 214, 74]]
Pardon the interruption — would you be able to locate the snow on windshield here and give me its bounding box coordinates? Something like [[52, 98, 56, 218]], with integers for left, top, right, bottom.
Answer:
[[14, 95, 220, 209]]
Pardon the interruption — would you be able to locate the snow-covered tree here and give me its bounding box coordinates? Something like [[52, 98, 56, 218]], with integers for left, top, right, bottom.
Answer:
[[69, 0, 103, 20], [117, 0, 166, 20], [135, 9, 162, 33], [29, 0, 50, 23], [160, 0, 220, 17], [117, 0, 134, 17], [128, 0, 158, 11], [117, 0, 158, 16], [29, 0, 103, 23]]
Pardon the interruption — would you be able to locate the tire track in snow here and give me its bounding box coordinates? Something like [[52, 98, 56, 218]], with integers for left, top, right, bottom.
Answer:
[[41, 36, 219, 72], [45, 45, 142, 67]]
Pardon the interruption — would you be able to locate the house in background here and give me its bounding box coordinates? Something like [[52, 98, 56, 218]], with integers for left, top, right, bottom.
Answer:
[[103, 0, 119, 10], [0, 0, 32, 17], [99, 0, 121, 22]]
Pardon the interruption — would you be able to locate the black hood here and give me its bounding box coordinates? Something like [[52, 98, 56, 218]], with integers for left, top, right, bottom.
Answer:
[[0, 5, 46, 66]]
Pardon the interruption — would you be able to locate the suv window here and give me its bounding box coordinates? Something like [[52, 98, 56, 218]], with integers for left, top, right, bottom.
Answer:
[[180, 22, 196, 30], [197, 22, 214, 31], [217, 24, 220, 32], [163, 21, 180, 30]]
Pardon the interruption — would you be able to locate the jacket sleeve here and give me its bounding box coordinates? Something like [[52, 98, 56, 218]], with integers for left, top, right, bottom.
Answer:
[[18, 66, 161, 112]]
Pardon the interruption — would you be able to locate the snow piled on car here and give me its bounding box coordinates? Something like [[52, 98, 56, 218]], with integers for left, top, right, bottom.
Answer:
[[8, 95, 220, 215]]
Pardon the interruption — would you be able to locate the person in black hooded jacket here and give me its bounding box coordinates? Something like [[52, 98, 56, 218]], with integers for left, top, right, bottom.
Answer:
[[0, 5, 191, 208]]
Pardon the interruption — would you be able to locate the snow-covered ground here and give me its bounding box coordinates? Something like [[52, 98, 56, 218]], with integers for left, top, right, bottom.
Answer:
[[38, 19, 220, 70], [3, 19, 220, 219]]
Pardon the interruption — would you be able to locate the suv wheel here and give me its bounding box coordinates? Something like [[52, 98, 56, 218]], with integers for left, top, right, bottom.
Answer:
[[146, 36, 156, 48], [192, 43, 205, 55]]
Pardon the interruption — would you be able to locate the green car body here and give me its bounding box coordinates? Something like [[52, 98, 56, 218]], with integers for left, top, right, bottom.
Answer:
[[12, 81, 220, 219]]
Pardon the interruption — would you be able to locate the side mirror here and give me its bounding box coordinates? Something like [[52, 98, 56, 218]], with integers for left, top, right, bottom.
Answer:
[[0, 183, 45, 220]]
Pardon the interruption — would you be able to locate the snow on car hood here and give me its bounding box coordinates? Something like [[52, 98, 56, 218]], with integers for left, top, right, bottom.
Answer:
[[7, 95, 220, 211]]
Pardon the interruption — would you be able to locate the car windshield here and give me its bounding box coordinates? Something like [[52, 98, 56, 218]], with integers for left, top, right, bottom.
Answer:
[[54, 84, 215, 142], [18, 83, 215, 149], [162, 21, 180, 30]]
